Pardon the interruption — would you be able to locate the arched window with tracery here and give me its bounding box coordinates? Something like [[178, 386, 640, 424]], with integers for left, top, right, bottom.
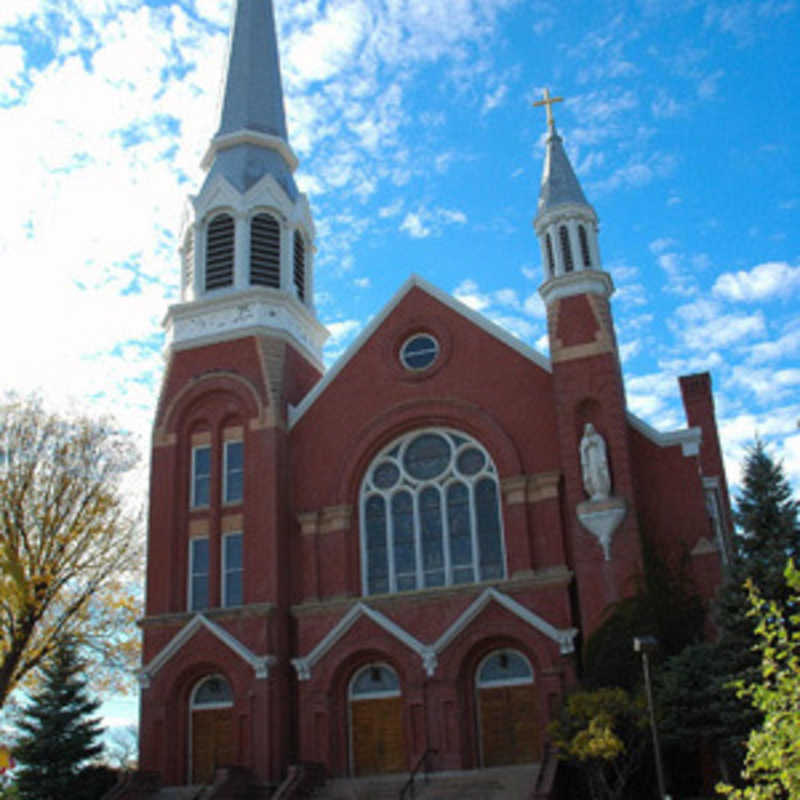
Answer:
[[205, 213, 235, 291], [559, 225, 573, 273], [360, 429, 506, 596]]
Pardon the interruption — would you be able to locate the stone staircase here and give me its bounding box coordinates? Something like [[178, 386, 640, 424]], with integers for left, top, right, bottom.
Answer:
[[311, 764, 540, 800]]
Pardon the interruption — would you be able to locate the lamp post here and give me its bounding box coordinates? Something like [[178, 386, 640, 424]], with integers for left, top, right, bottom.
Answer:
[[633, 636, 668, 800]]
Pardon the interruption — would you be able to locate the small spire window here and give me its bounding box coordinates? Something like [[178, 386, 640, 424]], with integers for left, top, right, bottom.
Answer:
[[559, 225, 574, 273], [579, 225, 591, 268], [545, 233, 555, 278], [250, 213, 281, 288], [293, 231, 306, 302], [205, 213, 235, 291]]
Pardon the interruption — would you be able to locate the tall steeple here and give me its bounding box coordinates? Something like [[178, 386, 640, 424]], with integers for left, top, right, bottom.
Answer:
[[532, 91, 607, 303], [167, 0, 327, 369], [532, 92, 642, 632], [201, 0, 298, 200]]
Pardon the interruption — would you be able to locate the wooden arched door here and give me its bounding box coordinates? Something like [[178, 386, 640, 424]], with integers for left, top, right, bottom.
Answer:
[[349, 664, 407, 776], [476, 650, 540, 767], [190, 675, 235, 784]]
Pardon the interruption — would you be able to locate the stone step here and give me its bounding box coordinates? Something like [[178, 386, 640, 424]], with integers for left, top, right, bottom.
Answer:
[[312, 765, 540, 800]]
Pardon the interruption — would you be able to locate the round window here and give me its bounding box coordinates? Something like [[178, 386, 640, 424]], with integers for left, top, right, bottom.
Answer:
[[400, 334, 439, 371]]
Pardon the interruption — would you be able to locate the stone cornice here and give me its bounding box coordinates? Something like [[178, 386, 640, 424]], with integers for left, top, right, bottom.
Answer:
[[291, 566, 573, 618], [163, 288, 328, 370], [539, 269, 614, 306], [201, 130, 299, 173], [139, 602, 276, 629]]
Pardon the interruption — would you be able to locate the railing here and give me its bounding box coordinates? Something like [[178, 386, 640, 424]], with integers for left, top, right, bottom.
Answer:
[[272, 762, 327, 800], [398, 748, 437, 800]]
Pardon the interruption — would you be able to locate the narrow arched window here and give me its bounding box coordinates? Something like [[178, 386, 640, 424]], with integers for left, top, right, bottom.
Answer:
[[205, 213, 235, 290], [559, 226, 574, 273], [360, 429, 505, 595], [293, 231, 306, 302], [545, 233, 555, 278], [182, 228, 195, 297], [578, 225, 591, 268], [250, 213, 281, 288]]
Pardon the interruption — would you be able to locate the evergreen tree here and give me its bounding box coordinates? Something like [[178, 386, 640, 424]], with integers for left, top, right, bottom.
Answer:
[[716, 438, 799, 640], [14, 640, 104, 800], [658, 439, 799, 787]]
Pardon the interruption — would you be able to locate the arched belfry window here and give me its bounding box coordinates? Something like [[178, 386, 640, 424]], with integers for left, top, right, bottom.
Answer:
[[578, 225, 591, 268], [293, 231, 306, 302], [545, 233, 555, 278], [559, 225, 574, 273], [250, 212, 281, 288], [205, 213, 235, 291], [360, 429, 506, 596]]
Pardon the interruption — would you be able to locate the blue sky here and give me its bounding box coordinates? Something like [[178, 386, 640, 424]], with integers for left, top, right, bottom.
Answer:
[[1, 0, 799, 733]]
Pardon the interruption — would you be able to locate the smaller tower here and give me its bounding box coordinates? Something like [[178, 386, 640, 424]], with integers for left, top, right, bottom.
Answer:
[[533, 92, 643, 635]]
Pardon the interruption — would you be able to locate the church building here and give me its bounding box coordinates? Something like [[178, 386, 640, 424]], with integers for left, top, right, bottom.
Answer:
[[138, 0, 733, 791]]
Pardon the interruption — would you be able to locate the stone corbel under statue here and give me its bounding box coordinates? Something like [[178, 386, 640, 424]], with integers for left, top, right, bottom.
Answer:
[[577, 497, 627, 560], [577, 423, 627, 560]]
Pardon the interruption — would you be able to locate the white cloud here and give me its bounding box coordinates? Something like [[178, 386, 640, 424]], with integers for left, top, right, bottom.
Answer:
[[453, 279, 490, 311], [697, 69, 725, 99], [482, 83, 508, 114], [671, 299, 766, 350], [730, 366, 800, 401], [400, 212, 430, 239], [713, 261, 800, 302], [747, 323, 800, 364], [649, 237, 678, 254], [399, 207, 467, 239]]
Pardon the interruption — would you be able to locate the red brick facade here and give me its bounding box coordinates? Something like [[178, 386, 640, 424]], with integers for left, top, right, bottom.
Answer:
[[139, 279, 731, 787]]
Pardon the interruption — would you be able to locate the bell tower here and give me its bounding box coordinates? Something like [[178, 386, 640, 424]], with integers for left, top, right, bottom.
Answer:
[[140, 0, 326, 784], [533, 91, 644, 635]]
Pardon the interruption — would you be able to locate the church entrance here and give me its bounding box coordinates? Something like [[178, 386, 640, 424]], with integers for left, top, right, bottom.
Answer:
[[476, 650, 540, 767], [190, 675, 235, 784], [349, 664, 407, 776]]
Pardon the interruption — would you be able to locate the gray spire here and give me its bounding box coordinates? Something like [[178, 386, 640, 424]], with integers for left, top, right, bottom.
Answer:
[[203, 0, 298, 199], [536, 127, 589, 218], [216, 0, 288, 140]]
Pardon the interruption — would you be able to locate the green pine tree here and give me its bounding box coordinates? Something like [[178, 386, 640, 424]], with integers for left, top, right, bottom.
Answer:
[[717, 438, 800, 640], [658, 439, 799, 788], [13, 640, 105, 800]]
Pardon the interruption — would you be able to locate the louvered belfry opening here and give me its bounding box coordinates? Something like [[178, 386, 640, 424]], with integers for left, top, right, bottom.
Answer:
[[579, 225, 592, 268], [205, 213, 235, 291], [250, 213, 281, 288], [182, 228, 195, 294], [559, 225, 574, 273], [293, 231, 306, 302]]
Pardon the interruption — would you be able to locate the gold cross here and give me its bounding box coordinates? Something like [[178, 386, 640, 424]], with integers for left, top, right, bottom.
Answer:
[[533, 88, 564, 131]]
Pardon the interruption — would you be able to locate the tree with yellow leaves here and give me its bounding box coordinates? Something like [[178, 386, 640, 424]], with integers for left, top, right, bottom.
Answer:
[[549, 687, 649, 800], [0, 395, 141, 709], [717, 561, 800, 799]]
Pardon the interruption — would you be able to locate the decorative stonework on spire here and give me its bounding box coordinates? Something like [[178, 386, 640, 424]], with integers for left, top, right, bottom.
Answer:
[[165, 0, 327, 369]]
